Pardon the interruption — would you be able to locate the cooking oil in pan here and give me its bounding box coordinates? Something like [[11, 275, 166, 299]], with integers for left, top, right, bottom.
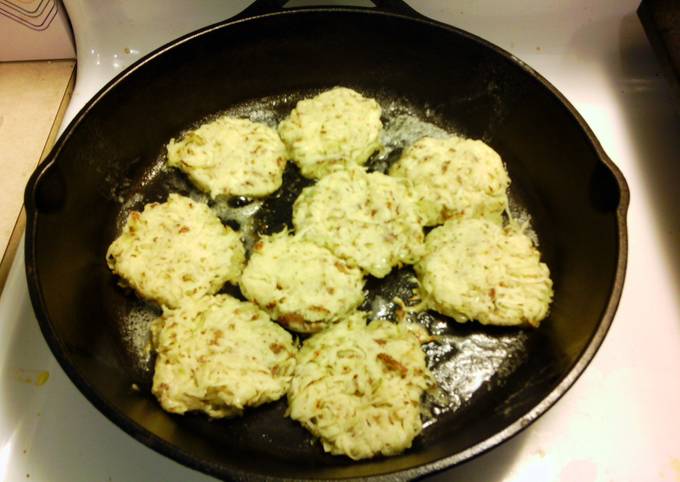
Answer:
[[114, 89, 536, 428]]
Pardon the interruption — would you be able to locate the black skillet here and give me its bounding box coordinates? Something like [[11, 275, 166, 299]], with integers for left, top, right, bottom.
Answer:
[[23, 1, 629, 480]]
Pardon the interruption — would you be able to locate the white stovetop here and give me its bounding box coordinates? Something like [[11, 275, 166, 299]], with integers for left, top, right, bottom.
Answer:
[[2, 1, 680, 481]]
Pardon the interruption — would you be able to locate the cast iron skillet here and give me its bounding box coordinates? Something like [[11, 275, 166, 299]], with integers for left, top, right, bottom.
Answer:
[[24, 1, 629, 480]]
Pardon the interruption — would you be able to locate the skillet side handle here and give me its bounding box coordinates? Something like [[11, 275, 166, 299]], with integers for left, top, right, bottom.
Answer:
[[602, 151, 631, 227], [231, 0, 426, 21], [24, 151, 65, 218]]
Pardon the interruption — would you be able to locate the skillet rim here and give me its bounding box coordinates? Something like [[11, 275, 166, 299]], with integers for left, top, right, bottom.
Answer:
[[23, 5, 630, 481]]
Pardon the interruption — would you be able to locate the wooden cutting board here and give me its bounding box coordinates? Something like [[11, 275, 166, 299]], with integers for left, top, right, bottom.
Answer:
[[0, 59, 75, 291]]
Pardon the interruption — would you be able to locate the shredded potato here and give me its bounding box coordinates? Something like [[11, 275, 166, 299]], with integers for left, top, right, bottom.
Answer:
[[278, 87, 382, 179], [390, 136, 510, 226], [293, 165, 424, 278], [287, 313, 431, 460], [167, 116, 287, 198], [240, 231, 365, 333], [416, 218, 553, 326], [152, 294, 297, 417], [106, 194, 244, 308]]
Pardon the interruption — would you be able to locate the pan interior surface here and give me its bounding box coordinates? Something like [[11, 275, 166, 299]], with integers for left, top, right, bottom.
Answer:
[[27, 8, 624, 480]]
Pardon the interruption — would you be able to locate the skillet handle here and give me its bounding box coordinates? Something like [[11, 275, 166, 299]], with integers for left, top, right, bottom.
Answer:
[[24, 150, 65, 215], [233, 0, 425, 20]]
